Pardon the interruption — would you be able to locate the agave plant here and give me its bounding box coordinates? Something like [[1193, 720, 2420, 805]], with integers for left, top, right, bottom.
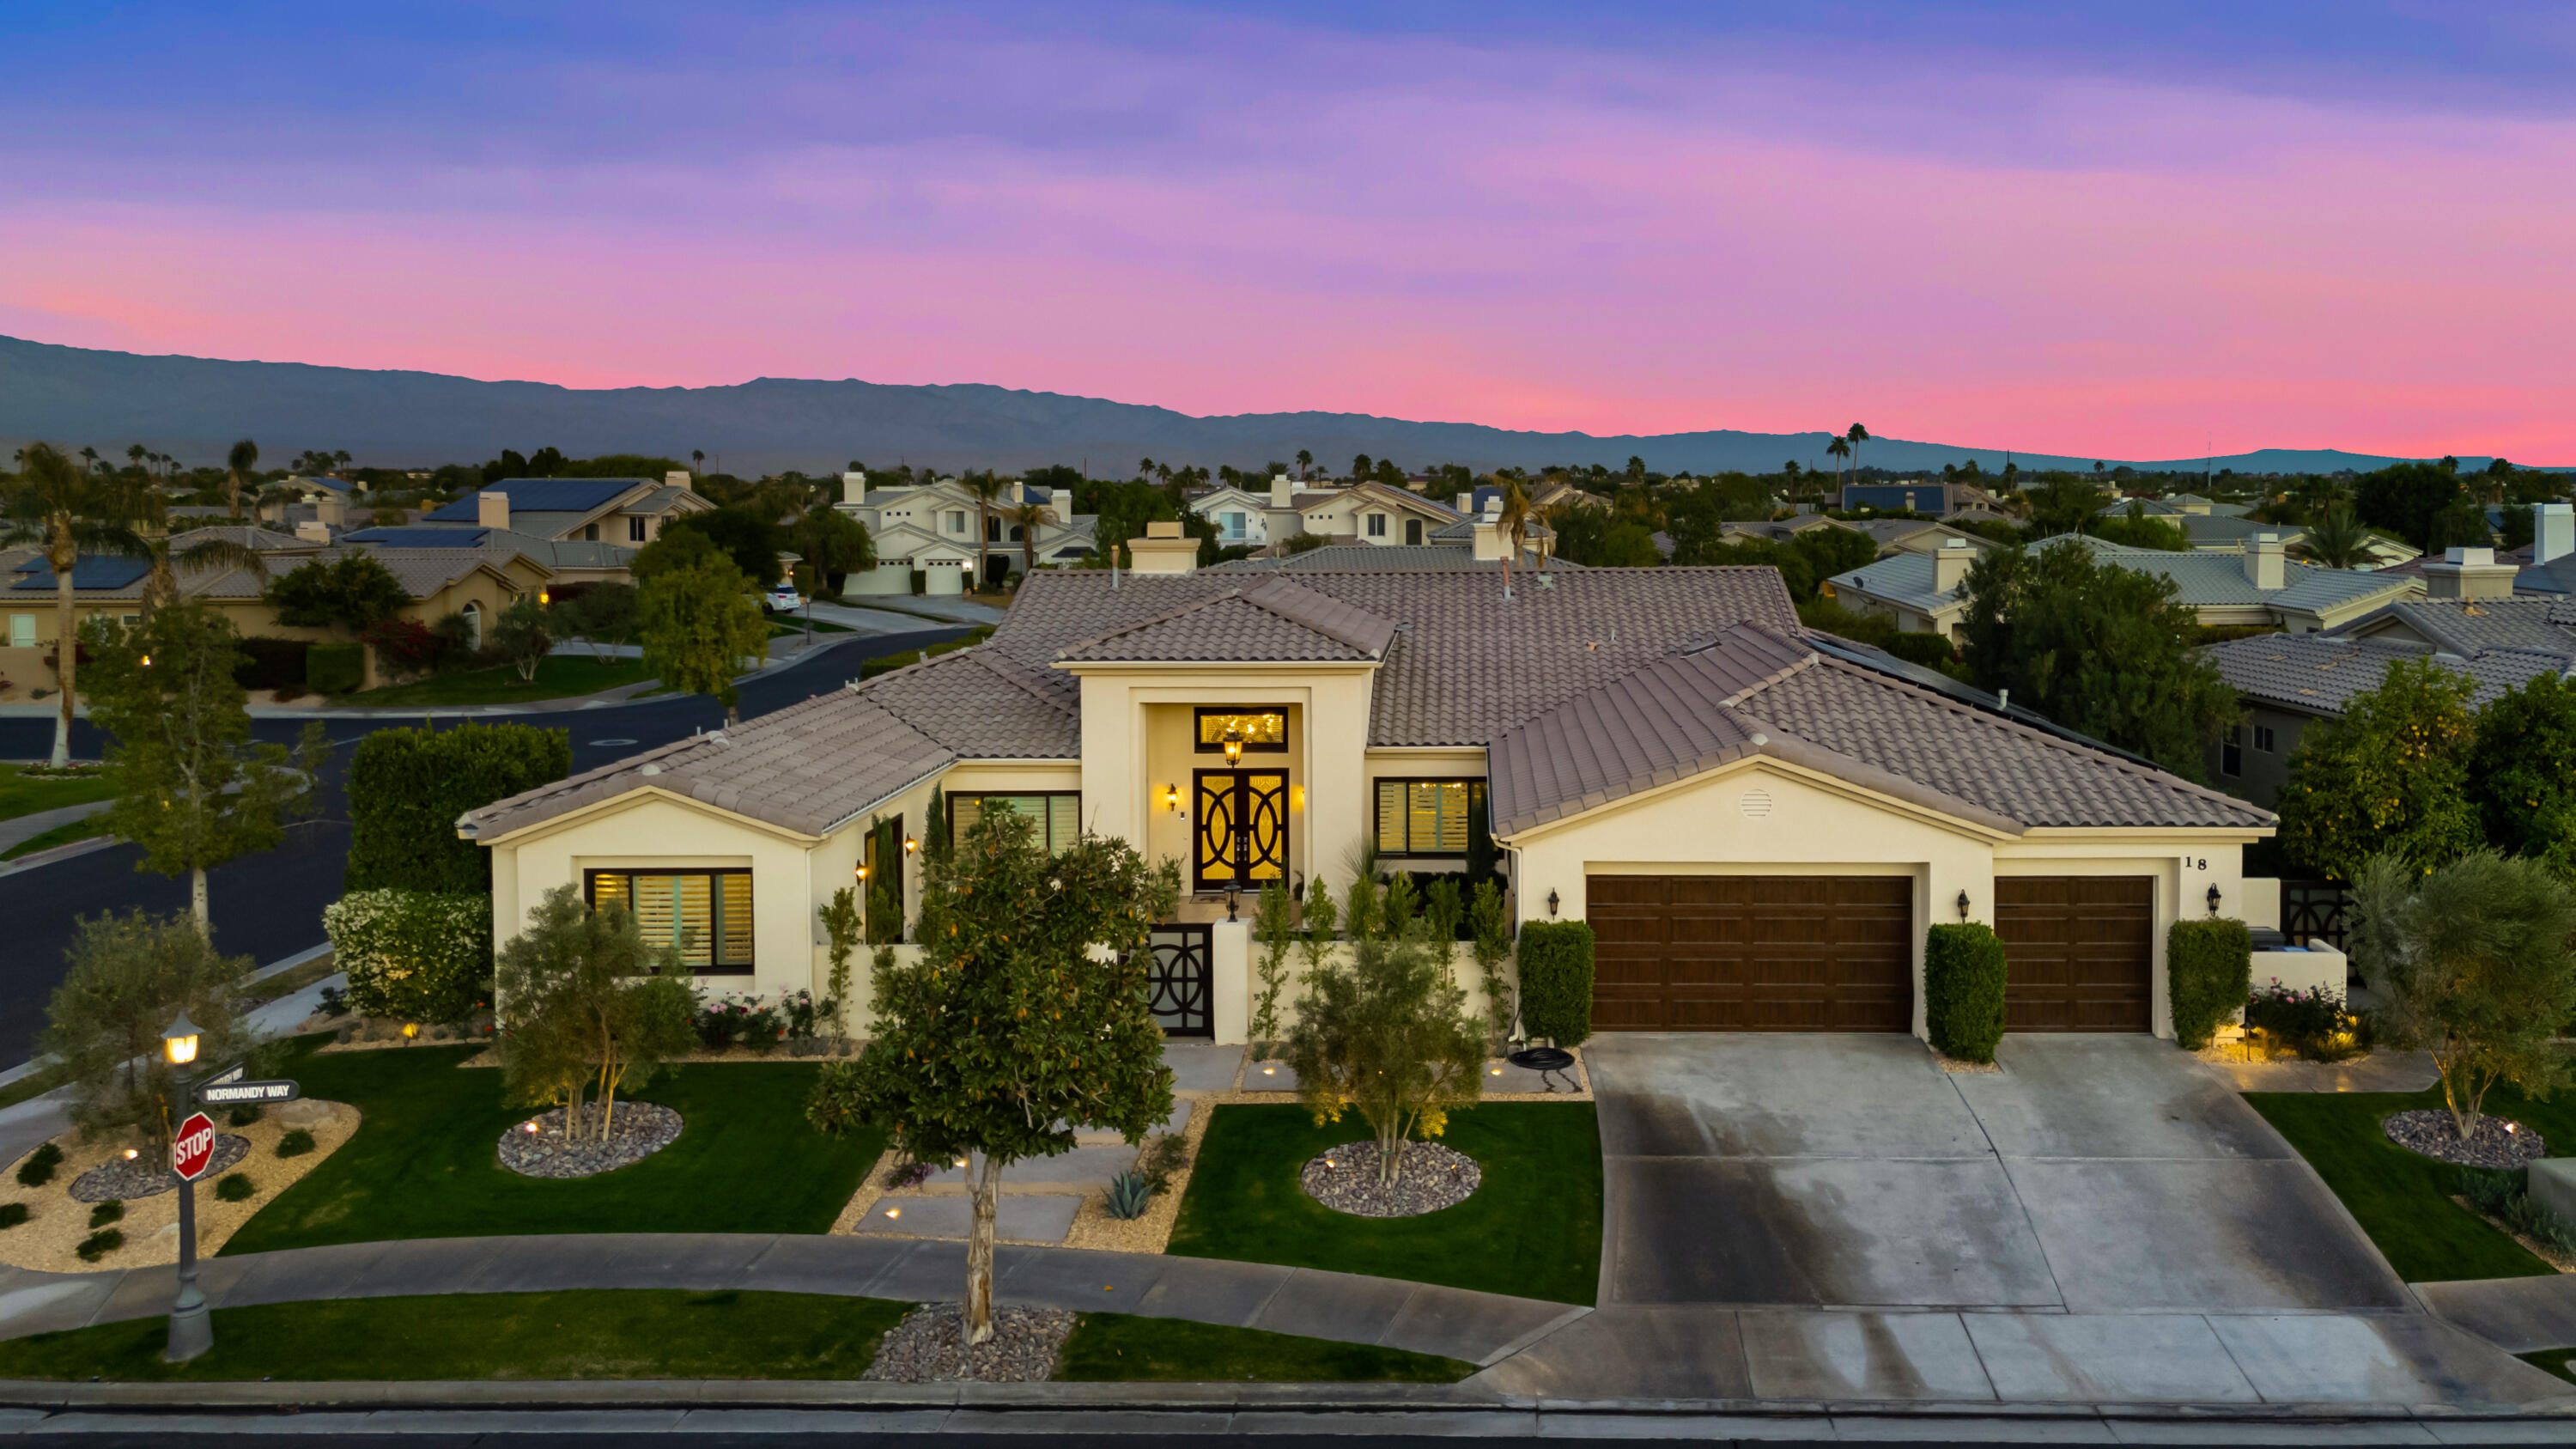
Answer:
[[1103, 1168, 1154, 1221]]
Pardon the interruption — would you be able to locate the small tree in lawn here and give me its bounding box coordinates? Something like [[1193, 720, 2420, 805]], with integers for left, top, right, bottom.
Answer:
[[495, 885, 699, 1141], [82, 605, 327, 934], [1249, 880, 1297, 1055], [2349, 850, 2576, 1140], [560, 582, 639, 663], [43, 910, 261, 1158], [817, 886, 861, 1043], [1283, 874, 1485, 1187], [1468, 879, 1516, 1047], [638, 550, 769, 726], [805, 807, 1179, 1345], [491, 595, 555, 683]]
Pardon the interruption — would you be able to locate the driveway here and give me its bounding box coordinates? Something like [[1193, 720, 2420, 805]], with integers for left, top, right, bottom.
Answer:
[[1589, 1032, 2411, 1313]]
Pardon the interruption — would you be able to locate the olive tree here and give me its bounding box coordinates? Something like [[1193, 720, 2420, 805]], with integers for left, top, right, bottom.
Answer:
[[805, 806, 1178, 1344], [2350, 850, 2576, 1139], [42, 910, 261, 1156], [495, 885, 699, 1141]]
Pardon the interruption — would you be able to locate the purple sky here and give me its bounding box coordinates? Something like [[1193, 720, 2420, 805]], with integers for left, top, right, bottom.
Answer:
[[3, 2, 2572, 460]]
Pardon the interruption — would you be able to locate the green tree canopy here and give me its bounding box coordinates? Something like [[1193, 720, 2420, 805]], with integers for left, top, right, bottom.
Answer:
[[495, 885, 698, 1142], [2273, 654, 2481, 881], [787, 502, 875, 593], [655, 508, 785, 588], [2466, 672, 2576, 882], [638, 551, 769, 725], [344, 721, 573, 894], [2022, 473, 2105, 537], [264, 553, 411, 631], [43, 910, 261, 1157], [2355, 462, 2468, 552], [2089, 502, 2190, 551], [3, 440, 157, 766], [1958, 539, 2237, 780]]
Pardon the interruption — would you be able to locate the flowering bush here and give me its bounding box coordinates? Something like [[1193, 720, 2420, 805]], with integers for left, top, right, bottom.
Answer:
[[2244, 978, 2368, 1062], [359, 618, 448, 679], [691, 989, 839, 1052], [324, 889, 493, 1022]]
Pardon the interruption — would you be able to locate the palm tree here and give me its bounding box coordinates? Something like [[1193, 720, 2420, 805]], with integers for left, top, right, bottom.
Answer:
[[140, 520, 269, 621], [1495, 477, 1533, 598], [224, 438, 260, 521], [1, 443, 155, 767], [1296, 449, 1313, 481], [1010, 500, 1048, 578], [692, 450, 705, 477], [2300, 507, 2372, 570], [965, 472, 1008, 592], [125, 444, 148, 476], [1825, 435, 1851, 486], [1845, 423, 1870, 480]]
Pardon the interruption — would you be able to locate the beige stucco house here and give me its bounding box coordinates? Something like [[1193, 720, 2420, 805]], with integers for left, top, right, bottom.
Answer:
[[465, 545, 2306, 1047], [835, 472, 1096, 594]]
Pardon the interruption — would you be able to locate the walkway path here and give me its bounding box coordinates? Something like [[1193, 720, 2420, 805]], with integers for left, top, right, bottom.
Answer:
[[0, 802, 109, 857]]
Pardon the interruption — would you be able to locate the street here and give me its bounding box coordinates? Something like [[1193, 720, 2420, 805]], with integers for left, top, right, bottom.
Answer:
[[0, 626, 968, 1067]]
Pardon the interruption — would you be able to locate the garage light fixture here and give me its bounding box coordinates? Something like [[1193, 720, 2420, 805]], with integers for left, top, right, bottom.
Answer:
[[1546, 888, 1559, 917], [1955, 890, 1971, 922], [2206, 883, 2222, 917]]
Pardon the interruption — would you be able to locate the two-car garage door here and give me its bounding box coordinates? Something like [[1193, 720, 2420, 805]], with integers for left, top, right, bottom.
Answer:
[[1585, 874, 2154, 1033]]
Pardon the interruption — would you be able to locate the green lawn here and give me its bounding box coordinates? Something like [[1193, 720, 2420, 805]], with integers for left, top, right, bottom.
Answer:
[[0, 764, 115, 825], [0, 1290, 908, 1381], [0, 813, 112, 861], [2247, 1084, 2576, 1282], [1058, 1312, 1473, 1383], [221, 1037, 885, 1254], [349, 655, 648, 709], [1168, 1102, 1601, 1306], [2524, 1349, 2576, 1386], [768, 616, 854, 636]]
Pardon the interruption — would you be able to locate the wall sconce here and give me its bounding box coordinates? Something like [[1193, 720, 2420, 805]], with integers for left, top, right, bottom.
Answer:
[[1956, 889, 1971, 922], [538, 588, 550, 606], [903, 836, 919, 855], [2206, 882, 2222, 917], [1546, 888, 1560, 917], [854, 862, 870, 882], [1222, 727, 1244, 765], [1163, 783, 1181, 813]]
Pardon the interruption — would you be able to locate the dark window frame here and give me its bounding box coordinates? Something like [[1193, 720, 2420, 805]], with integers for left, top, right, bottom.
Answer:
[[2253, 723, 2277, 753], [945, 791, 1084, 853], [1194, 706, 1291, 754], [1374, 777, 1488, 857], [584, 867, 756, 976], [2221, 724, 2244, 778]]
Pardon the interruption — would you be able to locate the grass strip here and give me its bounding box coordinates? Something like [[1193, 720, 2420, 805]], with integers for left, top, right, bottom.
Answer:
[[1059, 1312, 1473, 1383]]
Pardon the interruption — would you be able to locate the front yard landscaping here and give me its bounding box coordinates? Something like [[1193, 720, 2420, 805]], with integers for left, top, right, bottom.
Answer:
[[220, 1036, 884, 1254], [349, 654, 647, 709], [1167, 1101, 1601, 1306], [0, 763, 115, 825], [2249, 1084, 2576, 1282]]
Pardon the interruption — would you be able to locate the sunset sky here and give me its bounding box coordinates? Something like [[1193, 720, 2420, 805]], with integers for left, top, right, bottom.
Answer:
[[3, 2, 2570, 461]]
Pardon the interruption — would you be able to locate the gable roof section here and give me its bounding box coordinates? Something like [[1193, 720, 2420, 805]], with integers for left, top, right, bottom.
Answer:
[[862, 648, 1080, 758], [1055, 578, 1397, 664], [2347, 597, 2576, 657], [2204, 631, 2567, 718]]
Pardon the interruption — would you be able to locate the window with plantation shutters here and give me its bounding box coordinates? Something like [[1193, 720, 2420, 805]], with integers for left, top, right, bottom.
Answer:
[[584, 869, 754, 975], [1373, 779, 1485, 857], [947, 793, 1082, 853]]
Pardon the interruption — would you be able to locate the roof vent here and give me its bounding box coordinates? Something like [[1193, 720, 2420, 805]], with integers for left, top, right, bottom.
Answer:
[[640, 763, 662, 776], [1741, 788, 1774, 819]]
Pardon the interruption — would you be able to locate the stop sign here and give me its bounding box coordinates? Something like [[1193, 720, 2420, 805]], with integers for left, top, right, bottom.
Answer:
[[172, 1111, 217, 1182]]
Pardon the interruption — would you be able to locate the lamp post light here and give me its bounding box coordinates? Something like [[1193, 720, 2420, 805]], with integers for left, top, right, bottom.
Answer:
[[161, 1010, 210, 1363]]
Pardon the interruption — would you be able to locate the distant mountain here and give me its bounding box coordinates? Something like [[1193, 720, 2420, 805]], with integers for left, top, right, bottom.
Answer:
[[0, 336, 2529, 478]]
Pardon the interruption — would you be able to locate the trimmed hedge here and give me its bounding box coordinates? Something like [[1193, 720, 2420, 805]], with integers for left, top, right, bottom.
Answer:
[[2168, 917, 2252, 1050], [1516, 920, 1595, 1047], [1924, 922, 2008, 1062], [234, 636, 311, 691], [344, 721, 573, 894], [324, 889, 494, 1021], [307, 641, 363, 694]]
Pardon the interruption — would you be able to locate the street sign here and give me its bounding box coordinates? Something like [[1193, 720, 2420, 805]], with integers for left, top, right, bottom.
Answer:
[[172, 1111, 217, 1181], [198, 1079, 299, 1106], [203, 1064, 246, 1089]]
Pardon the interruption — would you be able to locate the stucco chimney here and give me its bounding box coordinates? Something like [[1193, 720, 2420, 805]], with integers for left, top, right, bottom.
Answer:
[[1271, 473, 1293, 509], [2243, 533, 2285, 591], [2537, 502, 2574, 565], [842, 471, 867, 505], [317, 495, 345, 529], [1127, 519, 1201, 575], [1051, 486, 1073, 519], [2423, 545, 2518, 600], [1933, 537, 1975, 593], [477, 490, 511, 531], [294, 520, 331, 544], [665, 470, 692, 490]]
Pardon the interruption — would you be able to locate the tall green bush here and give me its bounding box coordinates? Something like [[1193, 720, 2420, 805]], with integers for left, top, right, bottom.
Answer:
[[1923, 922, 2007, 1062], [1516, 920, 1595, 1046], [323, 889, 493, 1021], [305, 641, 363, 694], [2167, 917, 2253, 1050], [344, 721, 573, 894]]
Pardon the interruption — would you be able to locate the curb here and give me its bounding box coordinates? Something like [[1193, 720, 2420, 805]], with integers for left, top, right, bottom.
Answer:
[[0, 833, 118, 882]]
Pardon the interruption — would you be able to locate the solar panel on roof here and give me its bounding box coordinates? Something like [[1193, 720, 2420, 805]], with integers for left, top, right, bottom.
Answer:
[[11, 556, 153, 591], [424, 478, 641, 522], [345, 527, 495, 549]]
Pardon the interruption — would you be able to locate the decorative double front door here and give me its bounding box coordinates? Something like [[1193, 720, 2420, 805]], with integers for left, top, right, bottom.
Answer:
[[1194, 769, 1287, 892]]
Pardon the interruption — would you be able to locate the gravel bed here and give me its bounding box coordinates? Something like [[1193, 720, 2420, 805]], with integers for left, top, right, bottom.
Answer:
[[2383, 1108, 2547, 1169], [69, 1135, 249, 1202], [864, 1302, 1075, 1382], [497, 1102, 683, 1178], [1300, 1140, 1480, 1218]]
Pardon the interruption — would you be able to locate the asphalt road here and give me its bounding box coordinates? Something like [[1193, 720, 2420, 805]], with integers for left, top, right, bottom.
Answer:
[[0, 626, 967, 1068]]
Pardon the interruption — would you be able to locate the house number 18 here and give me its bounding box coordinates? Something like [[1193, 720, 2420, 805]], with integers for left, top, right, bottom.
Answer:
[[2178, 856, 2207, 871]]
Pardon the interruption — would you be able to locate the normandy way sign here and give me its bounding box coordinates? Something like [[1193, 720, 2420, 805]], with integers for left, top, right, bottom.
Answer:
[[172, 1111, 218, 1181], [197, 1079, 301, 1106]]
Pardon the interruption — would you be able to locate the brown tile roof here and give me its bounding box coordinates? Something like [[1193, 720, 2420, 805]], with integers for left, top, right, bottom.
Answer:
[[1055, 579, 1396, 664], [863, 648, 1079, 758]]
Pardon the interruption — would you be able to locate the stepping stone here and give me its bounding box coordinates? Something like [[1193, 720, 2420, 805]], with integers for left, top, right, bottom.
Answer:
[[1163, 1043, 1244, 1093], [851, 1195, 1080, 1245], [1075, 1099, 1190, 1145]]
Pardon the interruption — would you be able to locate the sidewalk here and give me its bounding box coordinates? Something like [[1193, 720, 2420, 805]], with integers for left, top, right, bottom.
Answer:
[[0, 801, 110, 857]]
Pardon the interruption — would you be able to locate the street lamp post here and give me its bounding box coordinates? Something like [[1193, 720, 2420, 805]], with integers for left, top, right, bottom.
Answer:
[[161, 1010, 210, 1363]]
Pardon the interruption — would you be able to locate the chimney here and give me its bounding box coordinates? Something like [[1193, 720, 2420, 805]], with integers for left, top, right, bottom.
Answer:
[[2243, 533, 2285, 591], [1271, 472, 1293, 509], [2537, 502, 2573, 565], [665, 470, 692, 490], [294, 520, 331, 545], [1126, 519, 1201, 575], [477, 490, 511, 531], [1933, 537, 1975, 593], [316, 495, 346, 529], [1051, 487, 1073, 519], [842, 471, 867, 505], [2423, 545, 2518, 600]]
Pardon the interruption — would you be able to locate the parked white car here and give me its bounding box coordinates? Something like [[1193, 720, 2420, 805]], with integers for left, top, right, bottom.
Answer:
[[765, 583, 806, 612]]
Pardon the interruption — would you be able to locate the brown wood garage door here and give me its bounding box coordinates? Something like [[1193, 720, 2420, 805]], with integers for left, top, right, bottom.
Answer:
[[1995, 876, 2154, 1032], [1587, 875, 1912, 1032]]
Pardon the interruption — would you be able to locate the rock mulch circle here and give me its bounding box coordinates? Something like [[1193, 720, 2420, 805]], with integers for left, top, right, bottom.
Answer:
[[497, 1102, 683, 1179], [2383, 1109, 2545, 1169], [1300, 1140, 1480, 1218], [69, 1135, 249, 1202], [864, 1303, 1075, 1382]]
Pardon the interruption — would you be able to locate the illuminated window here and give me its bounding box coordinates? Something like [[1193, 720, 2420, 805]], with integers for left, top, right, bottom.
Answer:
[[586, 869, 753, 974], [949, 793, 1081, 852], [1375, 779, 1486, 856], [1195, 708, 1288, 753]]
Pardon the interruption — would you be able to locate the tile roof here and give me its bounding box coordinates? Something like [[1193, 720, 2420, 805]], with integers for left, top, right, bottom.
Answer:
[[856, 648, 1080, 758], [426, 478, 643, 521], [1055, 578, 1397, 663], [1829, 534, 2415, 617], [1213, 543, 1568, 573], [2349, 598, 2576, 658], [2204, 630, 2569, 717]]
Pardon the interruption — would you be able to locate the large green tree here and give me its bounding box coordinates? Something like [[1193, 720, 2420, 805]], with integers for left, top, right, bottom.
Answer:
[[2022, 472, 2105, 537], [344, 721, 572, 893], [654, 508, 785, 588], [264, 553, 411, 633], [2467, 672, 2576, 882], [805, 807, 1179, 1343], [1958, 540, 2236, 780], [495, 885, 698, 1142], [44, 910, 260, 1157], [2273, 655, 2481, 881], [2354, 461, 2468, 552], [787, 502, 875, 595], [2, 441, 156, 766], [638, 551, 769, 725], [82, 604, 326, 932]]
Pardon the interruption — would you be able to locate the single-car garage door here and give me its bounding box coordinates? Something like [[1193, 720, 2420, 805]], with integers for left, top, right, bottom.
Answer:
[[1996, 876, 2154, 1032], [1587, 875, 1912, 1032]]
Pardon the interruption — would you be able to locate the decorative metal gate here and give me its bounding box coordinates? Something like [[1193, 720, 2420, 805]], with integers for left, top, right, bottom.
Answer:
[[2281, 880, 2351, 952], [1145, 923, 1214, 1038]]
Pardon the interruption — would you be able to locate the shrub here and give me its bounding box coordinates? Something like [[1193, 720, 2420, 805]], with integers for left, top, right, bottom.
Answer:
[[232, 636, 310, 692], [1139, 1133, 1188, 1191], [215, 1172, 256, 1202], [75, 1228, 122, 1262], [2460, 1167, 2576, 1257], [359, 617, 448, 679], [343, 721, 572, 893], [15, 1142, 61, 1188], [1104, 1169, 1153, 1220], [2244, 980, 2365, 1062], [324, 889, 494, 1022], [226, 1104, 264, 1128], [0, 1203, 26, 1229], [276, 1129, 315, 1158], [2168, 918, 2253, 1050], [1516, 920, 1596, 1047], [306, 641, 363, 694], [1924, 922, 2008, 1062], [88, 1200, 124, 1228]]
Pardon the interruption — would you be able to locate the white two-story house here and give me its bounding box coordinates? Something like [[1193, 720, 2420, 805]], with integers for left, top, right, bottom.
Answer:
[[835, 472, 1097, 594]]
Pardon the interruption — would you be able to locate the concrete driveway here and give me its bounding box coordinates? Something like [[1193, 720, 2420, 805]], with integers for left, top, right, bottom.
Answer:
[[1589, 1032, 2412, 1313]]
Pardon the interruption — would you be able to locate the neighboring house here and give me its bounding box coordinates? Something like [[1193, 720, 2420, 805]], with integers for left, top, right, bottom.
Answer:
[[465, 532, 2275, 1044], [422, 476, 713, 546], [1186, 476, 1479, 552], [2364, 504, 2573, 596], [1717, 513, 1859, 549], [2095, 501, 2421, 568], [1824, 533, 2421, 641], [834, 472, 1094, 594], [1843, 519, 2002, 557]]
